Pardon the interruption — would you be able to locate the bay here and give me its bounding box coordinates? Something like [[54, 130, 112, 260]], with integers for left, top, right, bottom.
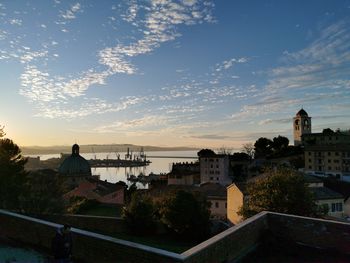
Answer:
[[27, 150, 198, 188]]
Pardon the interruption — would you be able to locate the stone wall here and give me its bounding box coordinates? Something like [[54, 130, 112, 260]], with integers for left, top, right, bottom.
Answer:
[[267, 212, 350, 254], [0, 210, 182, 263], [37, 214, 126, 237], [2, 209, 350, 263], [181, 212, 268, 263]]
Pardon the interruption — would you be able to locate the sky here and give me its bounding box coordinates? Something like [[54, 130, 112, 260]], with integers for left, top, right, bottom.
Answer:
[[1, 0, 350, 149]]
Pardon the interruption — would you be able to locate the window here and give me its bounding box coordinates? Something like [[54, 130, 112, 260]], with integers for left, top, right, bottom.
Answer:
[[308, 152, 311, 156], [216, 165, 219, 168], [216, 177, 219, 181], [308, 159, 311, 162], [328, 166, 331, 170], [336, 203, 343, 212], [215, 202, 219, 208], [309, 166, 312, 169], [225, 203, 227, 208], [328, 159, 331, 163], [331, 203, 336, 212], [335, 152, 339, 156], [210, 177, 214, 180], [331, 203, 343, 212], [328, 152, 331, 156]]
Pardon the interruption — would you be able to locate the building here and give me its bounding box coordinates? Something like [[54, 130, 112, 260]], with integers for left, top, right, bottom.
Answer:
[[58, 144, 92, 187], [227, 182, 247, 224], [64, 177, 125, 205], [304, 175, 344, 218], [199, 154, 232, 186], [293, 108, 312, 146], [303, 130, 350, 181], [199, 183, 227, 220], [167, 162, 200, 185]]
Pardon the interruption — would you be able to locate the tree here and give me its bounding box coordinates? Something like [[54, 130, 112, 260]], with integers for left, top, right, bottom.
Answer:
[[0, 138, 28, 209], [21, 169, 65, 214], [122, 192, 156, 235], [242, 143, 254, 160], [197, 149, 216, 157], [271, 136, 289, 152], [158, 190, 211, 241], [0, 125, 5, 138], [322, 128, 334, 135], [238, 168, 317, 219], [217, 147, 232, 155], [254, 137, 273, 158]]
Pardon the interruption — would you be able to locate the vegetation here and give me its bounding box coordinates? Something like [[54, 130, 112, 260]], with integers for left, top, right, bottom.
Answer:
[[0, 127, 64, 214], [197, 148, 216, 157], [242, 143, 254, 159], [158, 190, 211, 241], [21, 169, 65, 214], [122, 192, 157, 235], [122, 190, 211, 241], [67, 196, 99, 214], [238, 168, 318, 219], [253, 136, 303, 159], [0, 137, 28, 210]]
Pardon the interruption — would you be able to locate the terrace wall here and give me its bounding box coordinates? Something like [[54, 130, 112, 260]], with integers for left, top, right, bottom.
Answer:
[[0, 210, 181, 263], [267, 212, 350, 254]]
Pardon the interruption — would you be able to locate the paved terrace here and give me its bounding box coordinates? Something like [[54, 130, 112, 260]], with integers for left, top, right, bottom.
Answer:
[[1, 209, 350, 262]]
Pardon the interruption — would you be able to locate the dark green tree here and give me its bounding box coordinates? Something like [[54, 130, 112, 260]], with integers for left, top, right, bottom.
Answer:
[[21, 169, 65, 214], [322, 128, 334, 135], [254, 137, 273, 158], [0, 138, 28, 210], [197, 149, 216, 157], [159, 190, 211, 241], [238, 168, 317, 219], [272, 136, 289, 152], [122, 192, 156, 235]]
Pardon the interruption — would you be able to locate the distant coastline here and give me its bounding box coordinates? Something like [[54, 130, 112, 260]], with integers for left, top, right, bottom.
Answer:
[[21, 144, 200, 155]]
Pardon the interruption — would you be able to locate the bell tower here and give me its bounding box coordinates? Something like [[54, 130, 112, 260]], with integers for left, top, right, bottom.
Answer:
[[293, 108, 311, 146]]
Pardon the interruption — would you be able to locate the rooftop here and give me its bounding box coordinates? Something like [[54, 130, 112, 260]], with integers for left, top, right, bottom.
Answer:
[[310, 187, 344, 200]]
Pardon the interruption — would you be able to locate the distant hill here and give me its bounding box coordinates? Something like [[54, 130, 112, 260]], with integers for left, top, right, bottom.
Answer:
[[21, 144, 199, 155]]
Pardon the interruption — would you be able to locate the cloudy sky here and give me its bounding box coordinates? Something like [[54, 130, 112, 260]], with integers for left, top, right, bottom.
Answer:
[[1, 0, 350, 148]]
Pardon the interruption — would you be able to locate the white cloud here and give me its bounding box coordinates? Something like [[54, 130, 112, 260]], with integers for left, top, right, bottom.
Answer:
[[215, 57, 248, 72], [60, 3, 81, 20], [99, 0, 215, 75], [9, 19, 22, 26]]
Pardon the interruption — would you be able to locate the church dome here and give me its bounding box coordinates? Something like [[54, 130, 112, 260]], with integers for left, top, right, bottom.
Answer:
[[59, 144, 91, 177], [296, 108, 308, 117]]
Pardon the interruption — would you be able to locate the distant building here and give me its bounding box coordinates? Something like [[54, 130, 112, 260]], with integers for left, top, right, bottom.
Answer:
[[303, 130, 350, 181], [167, 162, 200, 185], [199, 154, 232, 186], [58, 144, 92, 187], [199, 182, 227, 220], [293, 108, 312, 146]]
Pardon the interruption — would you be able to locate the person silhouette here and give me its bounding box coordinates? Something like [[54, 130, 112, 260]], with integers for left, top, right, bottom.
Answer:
[[52, 224, 73, 263]]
